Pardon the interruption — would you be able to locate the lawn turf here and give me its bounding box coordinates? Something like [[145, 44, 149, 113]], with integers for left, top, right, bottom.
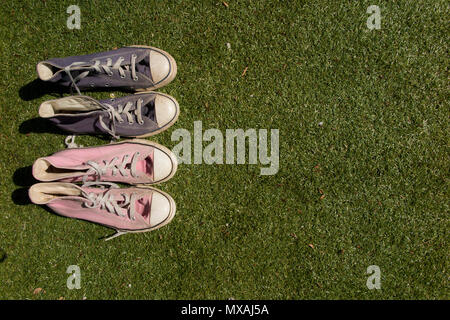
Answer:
[[0, 0, 448, 299]]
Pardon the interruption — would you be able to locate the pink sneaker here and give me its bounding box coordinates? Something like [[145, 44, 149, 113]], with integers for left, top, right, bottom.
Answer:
[[32, 139, 177, 185], [29, 182, 176, 240]]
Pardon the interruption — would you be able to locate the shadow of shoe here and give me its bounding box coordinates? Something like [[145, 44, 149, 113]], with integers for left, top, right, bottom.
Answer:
[[11, 187, 32, 205], [13, 166, 37, 187], [19, 78, 66, 101], [19, 118, 115, 145], [19, 118, 67, 135], [0, 249, 6, 263], [19, 78, 136, 101], [11, 187, 64, 222]]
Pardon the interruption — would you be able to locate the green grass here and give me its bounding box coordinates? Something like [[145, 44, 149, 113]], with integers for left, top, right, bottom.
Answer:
[[0, 0, 448, 299]]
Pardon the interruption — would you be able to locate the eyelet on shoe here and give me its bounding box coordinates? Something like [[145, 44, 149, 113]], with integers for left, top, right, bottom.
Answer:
[[105, 83, 110, 87], [90, 83, 95, 87], [128, 121, 134, 125], [138, 120, 144, 125], [133, 76, 138, 81], [107, 72, 113, 76], [120, 74, 126, 79]]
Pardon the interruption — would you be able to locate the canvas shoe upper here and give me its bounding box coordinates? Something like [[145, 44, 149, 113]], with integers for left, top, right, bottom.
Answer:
[[32, 139, 177, 185], [36, 46, 177, 94], [29, 182, 176, 239], [38, 92, 179, 138]]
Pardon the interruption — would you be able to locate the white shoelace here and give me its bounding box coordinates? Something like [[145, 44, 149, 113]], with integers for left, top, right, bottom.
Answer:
[[98, 99, 145, 139], [65, 135, 83, 148], [82, 152, 141, 184], [64, 98, 145, 146], [81, 182, 138, 221], [63, 55, 138, 95], [65, 135, 116, 149]]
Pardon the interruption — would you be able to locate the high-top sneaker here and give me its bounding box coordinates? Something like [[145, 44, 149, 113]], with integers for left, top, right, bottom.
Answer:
[[38, 92, 179, 138], [29, 182, 176, 240], [32, 139, 178, 185], [36, 46, 177, 94]]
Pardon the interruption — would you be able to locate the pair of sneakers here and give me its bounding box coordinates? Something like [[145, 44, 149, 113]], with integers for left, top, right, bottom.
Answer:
[[29, 46, 179, 240], [36, 45, 179, 140]]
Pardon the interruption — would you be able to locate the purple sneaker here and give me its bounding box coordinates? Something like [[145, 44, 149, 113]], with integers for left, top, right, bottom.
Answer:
[[36, 46, 177, 94], [32, 139, 177, 185], [29, 182, 176, 240], [38, 91, 179, 138]]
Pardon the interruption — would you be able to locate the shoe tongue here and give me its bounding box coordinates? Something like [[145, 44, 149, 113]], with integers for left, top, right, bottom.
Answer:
[[135, 156, 153, 176], [140, 98, 156, 121], [136, 54, 150, 77], [134, 194, 151, 219]]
